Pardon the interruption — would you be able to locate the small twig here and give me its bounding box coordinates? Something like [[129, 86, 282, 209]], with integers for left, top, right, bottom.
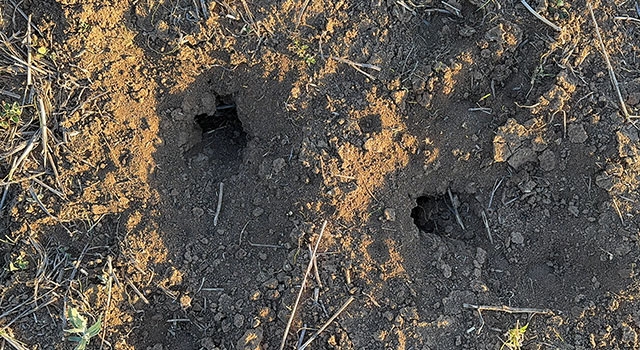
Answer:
[[481, 210, 494, 244], [448, 188, 465, 230], [239, 221, 249, 245], [26, 15, 32, 87], [463, 303, 553, 315], [296, 324, 307, 350], [100, 257, 114, 350], [126, 278, 150, 304], [247, 240, 283, 248], [200, 0, 210, 19], [488, 177, 503, 210], [299, 296, 355, 350], [0, 329, 30, 350], [614, 16, 640, 23], [213, 182, 223, 226], [8, 0, 44, 37], [279, 220, 328, 350], [28, 186, 56, 219], [32, 178, 65, 200], [166, 318, 191, 323], [296, 0, 311, 29], [468, 107, 492, 114], [9, 130, 40, 179], [441, 1, 462, 17], [611, 197, 625, 225], [330, 56, 381, 71], [329, 56, 380, 80], [519, 0, 562, 32], [588, 3, 639, 122], [308, 244, 322, 288]]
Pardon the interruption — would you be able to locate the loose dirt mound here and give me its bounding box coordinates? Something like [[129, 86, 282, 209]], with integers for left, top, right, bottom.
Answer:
[[1, 0, 639, 349]]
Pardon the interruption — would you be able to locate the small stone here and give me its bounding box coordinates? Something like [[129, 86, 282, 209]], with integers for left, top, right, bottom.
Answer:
[[538, 149, 556, 171], [272, 158, 286, 174], [470, 280, 489, 293], [383, 208, 396, 222], [249, 290, 262, 301], [265, 290, 280, 300], [373, 329, 386, 342], [236, 327, 263, 350], [442, 263, 452, 278], [400, 307, 419, 321], [622, 325, 638, 345], [192, 207, 205, 217], [568, 205, 579, 217], [179, 294, 192, 309], [383, 311, 394, 322], [258, 306, 276, 322], [595, 172, 615, 191], [235, 248, 247, 259], [511, 232, 525, 245], [518, 180, 537, 193], [262, 278, 278, 289], [234, 314, 245, 328], [568, 124, 588, 143], [201, 337, 216, 350], [475, 247, 487, 265], [252, 207, 264, 217], [507, 147, 537, 170], [627, 92, 640, 106]]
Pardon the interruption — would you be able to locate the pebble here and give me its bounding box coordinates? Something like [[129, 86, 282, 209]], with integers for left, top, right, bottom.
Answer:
[[272, 158, 286, 174], [568, 205, 579, 217], [265, 290, 280, 300], [383, 208, 396, 221], [234, 314, 245, 328], [252, 207, 264, 217], [192, 207, 204, 217], [538, 149, 556, 171], [200, 337, 216, 350], [507, 147, 536, 170], [442, 263, 452, 278], [568, 124, 588, 143], [475, 247, 487, 265], [248, 290, 262, 301], [236, 327, 263, 350], [262, 278, 278, 289], [511, 232, 525, 245]]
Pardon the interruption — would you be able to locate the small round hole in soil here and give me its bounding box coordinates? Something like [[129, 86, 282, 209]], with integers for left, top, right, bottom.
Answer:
[[410, 193, 475, 240], [193, 93, 248, 162]]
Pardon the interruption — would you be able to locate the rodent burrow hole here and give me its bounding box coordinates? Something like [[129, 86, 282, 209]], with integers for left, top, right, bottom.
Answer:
[[410, 191, 478, 241], [193, 93, 248, 161]]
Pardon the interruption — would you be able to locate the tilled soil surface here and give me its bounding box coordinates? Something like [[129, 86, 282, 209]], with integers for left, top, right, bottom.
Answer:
[[1, 0, 640, 349]]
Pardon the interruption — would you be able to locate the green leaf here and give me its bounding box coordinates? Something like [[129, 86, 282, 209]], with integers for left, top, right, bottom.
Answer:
[[64, 327, 85, 334], [86, 317, 102, 337]]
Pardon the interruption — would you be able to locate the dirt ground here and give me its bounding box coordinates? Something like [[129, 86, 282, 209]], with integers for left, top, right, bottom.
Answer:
[[1, 0, 640, 349]]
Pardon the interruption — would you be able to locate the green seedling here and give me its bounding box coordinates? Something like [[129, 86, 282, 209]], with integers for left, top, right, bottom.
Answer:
[[0, 102, 21, 129], [65, 308, 102, 350], [8, 252, 29, 271], [293, 40, 316, 66], [501, 321, 528, 350]]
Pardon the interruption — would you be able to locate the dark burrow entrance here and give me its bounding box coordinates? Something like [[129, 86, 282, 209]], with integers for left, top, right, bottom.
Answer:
[[193, 93, 248, 163], [410, 191, 478, 241]]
